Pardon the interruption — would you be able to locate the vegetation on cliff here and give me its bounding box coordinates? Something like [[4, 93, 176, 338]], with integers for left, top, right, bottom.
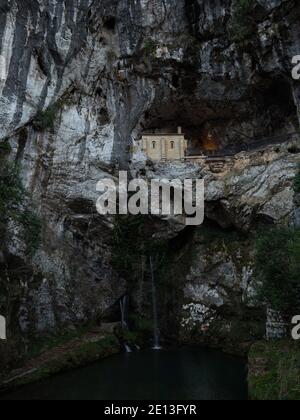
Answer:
[[111, 215, 168, 284], [33, 103, 62, 132], [0, 331, 119, 393], [254, 228, 300, 317], [230, 0, 257, 42], [249, 340, 300, 400], [294, 164, 300, 193], [0, 160, 24, 226], [0, 152, 41, 256]]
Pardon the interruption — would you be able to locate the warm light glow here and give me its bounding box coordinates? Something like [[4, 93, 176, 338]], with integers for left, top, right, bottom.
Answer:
[[202, 132, 218, 151]]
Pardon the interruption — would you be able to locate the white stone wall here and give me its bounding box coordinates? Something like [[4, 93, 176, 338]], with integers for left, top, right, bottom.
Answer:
[[140, 135, 187, 161]]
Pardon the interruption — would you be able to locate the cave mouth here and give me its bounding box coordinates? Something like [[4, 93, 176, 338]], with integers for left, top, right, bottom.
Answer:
[[139, 76, 299, 157], [140, 101, 224, 155], [200, 218, 246, 238], [103, 17, 117, 32], [251, 76, 299, 138]]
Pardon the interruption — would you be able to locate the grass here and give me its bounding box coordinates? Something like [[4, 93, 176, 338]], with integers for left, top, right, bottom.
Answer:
[[1, 334, 120, 392], [26, 323, 100, 360], [249, 340, 300, 400]]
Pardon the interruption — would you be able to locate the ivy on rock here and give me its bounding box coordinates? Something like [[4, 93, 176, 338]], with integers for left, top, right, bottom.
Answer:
[[0, 150, 41, 257], [254, 227, 300, 317]]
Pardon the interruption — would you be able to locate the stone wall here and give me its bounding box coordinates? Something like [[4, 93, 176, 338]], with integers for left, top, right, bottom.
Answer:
[[139, 134, 187, 161]]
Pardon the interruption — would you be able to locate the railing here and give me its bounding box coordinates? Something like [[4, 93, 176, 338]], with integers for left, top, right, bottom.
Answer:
[[186, 131, 300, 159]]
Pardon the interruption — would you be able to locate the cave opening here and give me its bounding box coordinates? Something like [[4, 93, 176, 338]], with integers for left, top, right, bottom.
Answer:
[[138, 76, 299, 158], [169, 225, 196, 252], [139, 101, 223, 157], [200, 218, 242, 237], [252, 76, 299, 138], [103, 17, 117, 32]]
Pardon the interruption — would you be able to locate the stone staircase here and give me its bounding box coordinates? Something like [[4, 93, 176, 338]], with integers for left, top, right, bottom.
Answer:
[[206, 158, 228, 173]]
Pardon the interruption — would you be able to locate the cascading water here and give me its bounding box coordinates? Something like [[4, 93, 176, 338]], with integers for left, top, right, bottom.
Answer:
[[120, 295, 132, 353], [124, 344, 132, 353], [120, 295, 128, 330], [150, 257, 162, 350]]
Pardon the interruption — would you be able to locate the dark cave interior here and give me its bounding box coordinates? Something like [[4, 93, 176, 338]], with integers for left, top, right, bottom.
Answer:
[[139, 76, 299, 155]]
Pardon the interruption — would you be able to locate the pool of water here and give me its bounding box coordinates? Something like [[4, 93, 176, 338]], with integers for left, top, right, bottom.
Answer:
[[1, 348, 248, 400]]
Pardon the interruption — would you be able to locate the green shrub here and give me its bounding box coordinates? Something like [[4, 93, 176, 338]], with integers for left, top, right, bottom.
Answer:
[[143, 39, 158, 58], [294, 165, 300, 193], [0, 160, 23, 225], [131, 316, 154, 333], [0, 159, 41, 256], [229, 0, 257, 42], [18, 210, 42, 256], [254, 228, 300, 316], [112, 215, 168, 283], [0, 140, 12, 158], [34, 103, 61, 132], [249, 341, 300, 400]]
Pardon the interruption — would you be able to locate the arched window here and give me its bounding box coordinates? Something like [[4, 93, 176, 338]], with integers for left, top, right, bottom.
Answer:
[[152, 141, 156, 149], [170, 141, 175, 150]]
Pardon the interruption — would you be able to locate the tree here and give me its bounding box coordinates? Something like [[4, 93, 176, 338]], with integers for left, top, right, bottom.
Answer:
[[255, 228, 300, 317]]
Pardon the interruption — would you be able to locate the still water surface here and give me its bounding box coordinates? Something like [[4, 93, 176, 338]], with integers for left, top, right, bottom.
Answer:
[[2, 348, 248, 400]]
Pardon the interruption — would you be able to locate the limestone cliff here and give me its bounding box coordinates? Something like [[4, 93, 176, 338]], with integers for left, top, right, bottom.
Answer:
[[0, 0, 300, 373]]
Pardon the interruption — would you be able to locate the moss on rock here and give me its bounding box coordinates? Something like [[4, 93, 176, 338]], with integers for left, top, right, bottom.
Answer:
[[0, 333, 120, 393], [249, 340, 300, 400]]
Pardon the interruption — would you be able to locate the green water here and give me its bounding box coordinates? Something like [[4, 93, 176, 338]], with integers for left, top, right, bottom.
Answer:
[[1, 348, 248, 400]]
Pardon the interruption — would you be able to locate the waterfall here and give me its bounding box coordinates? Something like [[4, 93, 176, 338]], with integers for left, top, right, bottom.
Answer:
[[120, 295, 128, 330], [150, 256, 162, 350], [120, 295, 132, 353], [124, 344, 132, 353]]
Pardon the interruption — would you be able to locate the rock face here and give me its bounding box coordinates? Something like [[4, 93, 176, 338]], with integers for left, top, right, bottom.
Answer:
[[0, 0, 300, 371], [179, 230, 263, 355]]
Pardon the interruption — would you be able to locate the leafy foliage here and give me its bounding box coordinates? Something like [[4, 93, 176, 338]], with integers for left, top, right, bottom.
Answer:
[[0, 159, 24, 225], [143, 39, 158, 58], [249, 340, 300, 401], [0, 140, 12, 158], [0, 157, 41, 256], [34, 103, 61, 132], [112, 215, 168, 282], [254, 228, 300, 316], [229, 0, 257, 43], [294, 164, 300, 193], [18, 210, 42, 257]]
